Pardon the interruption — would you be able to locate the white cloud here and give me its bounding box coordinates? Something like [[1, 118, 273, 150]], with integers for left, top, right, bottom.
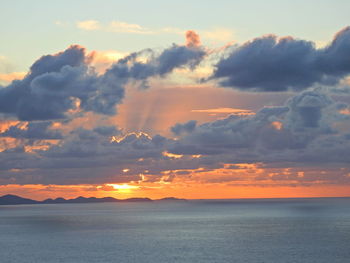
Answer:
[[76, 20, 101, 31], [76, 20, 153, 34], [108, 21, 153, 34], [75, 21, 235, 44]]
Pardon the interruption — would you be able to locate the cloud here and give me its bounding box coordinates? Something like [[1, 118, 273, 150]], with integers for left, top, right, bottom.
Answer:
[[0, 45, 126, 119], [75, 20, 236, 44], [108, 21, 153, 34], [75, 21, 236, 47], [76, 20, 153, 34], [171, 120, 197, 135], [170, 90, 350, 160], [210, 27, 350, 92], [0, 45, 92, 120], [76, 20, 100, 31], [0, 121, 63, 140], [155, 43, 206, 76], [186, 30, 201, 47], [93, 125, 121, 136], [1, 89, 350, 186], [0, 32, 206, 121], [0, 127, 171, 185], [108, 35, 206, 89]]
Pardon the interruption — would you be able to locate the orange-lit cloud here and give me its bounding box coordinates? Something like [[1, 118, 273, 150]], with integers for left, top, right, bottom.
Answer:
[[271, 121, 283, 130], [111, 131, 152, 143], [163, 151, 183, 159], [339, 108, 350, 115], [0, 137, 19, 152], [186, 30, 201, 47], [0, 120, 20, 132]]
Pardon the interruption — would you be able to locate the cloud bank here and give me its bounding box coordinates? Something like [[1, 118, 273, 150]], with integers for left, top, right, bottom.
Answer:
[[1, 89, 349, 186], [1, 28, 350, 188]]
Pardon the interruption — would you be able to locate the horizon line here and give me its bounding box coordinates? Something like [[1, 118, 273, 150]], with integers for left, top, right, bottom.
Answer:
[[1, 194, 350, 203]]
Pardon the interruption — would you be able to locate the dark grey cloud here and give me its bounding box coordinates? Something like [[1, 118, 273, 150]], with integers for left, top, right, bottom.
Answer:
[[0, 89, 350, 185], [0, 127, 171, 184], [0, 36, 206, 121], [0, 45, 120, 120], [170, 90, 350, 159], [109, 43, 206, 89], [156, 44, 205, 76], [211, 27, 350, 91], [93, 125, 121, 136], [171, 120, 197, 135]]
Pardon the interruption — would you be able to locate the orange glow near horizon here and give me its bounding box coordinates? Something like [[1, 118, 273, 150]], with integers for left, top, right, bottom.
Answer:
[[0, 183, 349, 201], [1, 161, 350, 200], [1, 158, 349, 200]]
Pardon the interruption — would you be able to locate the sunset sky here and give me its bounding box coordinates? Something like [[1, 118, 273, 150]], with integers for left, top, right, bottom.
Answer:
[[1, 0, 350, 200]]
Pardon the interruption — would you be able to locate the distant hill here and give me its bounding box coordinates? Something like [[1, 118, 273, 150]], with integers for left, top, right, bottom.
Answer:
[[0, 194, 39, 205], [0, 194, 186, 206]]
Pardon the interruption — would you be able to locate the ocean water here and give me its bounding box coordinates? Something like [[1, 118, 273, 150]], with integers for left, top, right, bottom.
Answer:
[[0, 198, 350, 263]]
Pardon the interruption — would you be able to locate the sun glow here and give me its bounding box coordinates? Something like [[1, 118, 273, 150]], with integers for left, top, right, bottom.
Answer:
[[106, 184, 139, 192]]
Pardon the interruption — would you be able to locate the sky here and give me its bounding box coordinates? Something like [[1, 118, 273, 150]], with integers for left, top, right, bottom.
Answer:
[[1, 0, 350, 200]]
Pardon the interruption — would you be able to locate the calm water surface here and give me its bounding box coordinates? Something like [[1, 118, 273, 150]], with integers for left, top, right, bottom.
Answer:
[[0, 198, 350, 263]]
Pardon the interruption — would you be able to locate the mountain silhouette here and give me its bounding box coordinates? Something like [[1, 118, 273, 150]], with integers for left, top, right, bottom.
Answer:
[[0, 194, 186, 205], [0, 194, 39, 205]]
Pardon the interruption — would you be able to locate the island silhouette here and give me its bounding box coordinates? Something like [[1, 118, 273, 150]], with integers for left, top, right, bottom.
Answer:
[[0, 194, 186, 206]]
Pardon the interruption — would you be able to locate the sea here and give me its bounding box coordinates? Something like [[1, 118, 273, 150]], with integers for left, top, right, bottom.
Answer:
[[0, 198, 349, 263]]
